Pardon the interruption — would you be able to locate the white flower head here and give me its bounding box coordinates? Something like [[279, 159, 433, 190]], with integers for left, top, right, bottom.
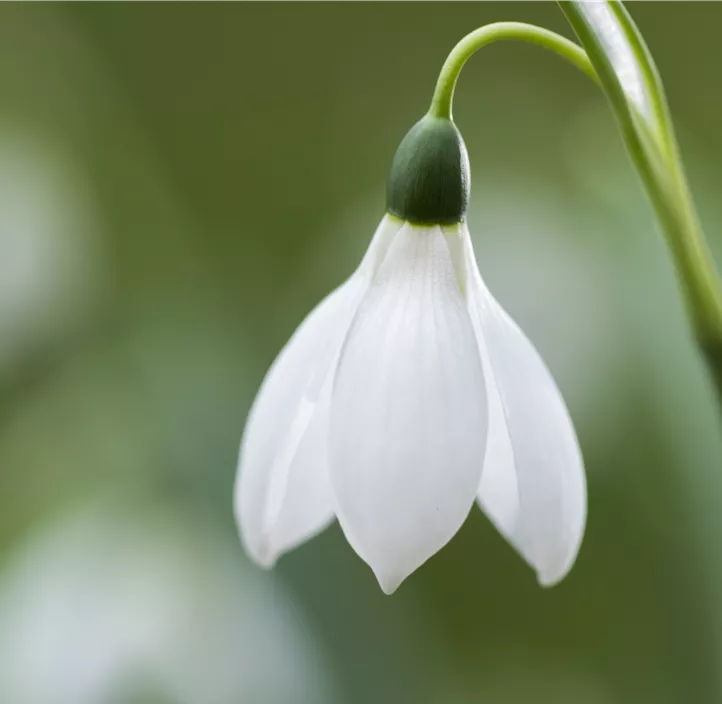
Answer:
[[235, 115, 586, 594]]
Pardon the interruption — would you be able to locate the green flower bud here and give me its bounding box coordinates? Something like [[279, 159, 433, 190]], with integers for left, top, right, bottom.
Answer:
[[386, 115, 470, 225]]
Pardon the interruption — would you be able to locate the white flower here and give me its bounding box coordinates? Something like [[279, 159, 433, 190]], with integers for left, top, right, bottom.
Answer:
[[235, 214, 586, 594]]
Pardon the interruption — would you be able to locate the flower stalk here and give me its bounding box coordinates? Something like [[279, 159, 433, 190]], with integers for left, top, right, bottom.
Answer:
[[429, 22, 598, 121], [429, 9, 722, 409], [558, 1, 722, 407]]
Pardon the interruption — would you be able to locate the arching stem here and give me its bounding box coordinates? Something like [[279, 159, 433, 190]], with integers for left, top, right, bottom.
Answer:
[[559, 1, 722, 408], [430, 17, 722, 408], [429, 22, 598, 121]]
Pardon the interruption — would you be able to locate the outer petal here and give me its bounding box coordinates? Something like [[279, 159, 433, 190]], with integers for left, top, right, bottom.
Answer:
[[235, 215, 401, 566], [330, 223, 487, 594], [455, 225, 586, 586]]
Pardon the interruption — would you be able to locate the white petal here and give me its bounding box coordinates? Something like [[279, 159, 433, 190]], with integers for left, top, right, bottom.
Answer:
[[330, 223, 487, 594], [455, 225, 586, 586], [235, 215, 402, 566]]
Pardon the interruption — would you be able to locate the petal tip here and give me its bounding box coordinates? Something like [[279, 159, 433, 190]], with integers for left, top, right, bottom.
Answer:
[[255, 550, 278, 570], [239, 528, 280, 570], [535, 556, 577, 589], [376, 571, 403, 596], [536, 571, 562, 589]]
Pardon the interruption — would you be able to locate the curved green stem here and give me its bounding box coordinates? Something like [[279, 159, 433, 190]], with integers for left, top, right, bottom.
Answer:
[[429, 22, 598, 120], [559, 2, 722, 406], [431, 14, 722, 408]]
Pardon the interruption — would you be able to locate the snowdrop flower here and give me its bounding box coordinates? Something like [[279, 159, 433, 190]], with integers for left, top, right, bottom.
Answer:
[[235, 114, 586, 594]]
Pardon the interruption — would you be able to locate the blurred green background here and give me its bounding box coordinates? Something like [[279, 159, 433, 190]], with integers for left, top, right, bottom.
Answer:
[[0, 3, 721, 703]]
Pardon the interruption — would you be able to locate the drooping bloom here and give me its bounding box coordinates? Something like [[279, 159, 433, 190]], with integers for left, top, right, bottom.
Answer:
[[235, 115, 586, 594]]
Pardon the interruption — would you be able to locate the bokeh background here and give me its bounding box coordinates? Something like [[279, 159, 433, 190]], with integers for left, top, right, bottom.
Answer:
[[1, 3, 721, 703]]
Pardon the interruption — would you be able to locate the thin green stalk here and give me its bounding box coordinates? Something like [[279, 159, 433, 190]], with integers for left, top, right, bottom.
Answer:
[[430, 13, 722, 407], [559, 2, 722, 406], [429, 22, 598, 120]]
